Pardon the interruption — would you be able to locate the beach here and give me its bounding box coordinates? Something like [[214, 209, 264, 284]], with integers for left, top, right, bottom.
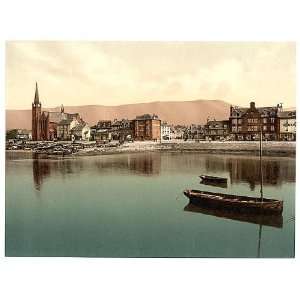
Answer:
[[72, 140, 296, 157]]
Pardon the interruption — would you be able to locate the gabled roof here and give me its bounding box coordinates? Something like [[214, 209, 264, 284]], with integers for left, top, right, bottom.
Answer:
[[277, 110, 296, 118], [48, 112, 64, 123], [58, 119, 72, 126], [257, 107, 278, 117], [71, 123, 88, 131], [231, 105, 278, 117]]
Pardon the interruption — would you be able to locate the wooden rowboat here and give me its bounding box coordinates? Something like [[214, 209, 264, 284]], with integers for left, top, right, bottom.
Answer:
[[183, 189, 283, 215], [184, 202, 283, 228], [199, 175, 227, 183]]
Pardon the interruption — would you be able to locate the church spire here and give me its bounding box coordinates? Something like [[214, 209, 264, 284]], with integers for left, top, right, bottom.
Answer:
[[34, 82, 40, 104]]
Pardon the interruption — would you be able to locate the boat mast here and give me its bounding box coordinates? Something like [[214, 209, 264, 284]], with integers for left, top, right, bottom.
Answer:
[[259, 123, 263, 202], [257, 121, 263, 258]]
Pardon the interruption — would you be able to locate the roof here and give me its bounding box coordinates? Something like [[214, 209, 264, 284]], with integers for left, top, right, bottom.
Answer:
[[58, 119, 72, 126], [135, 114, 159, 120], [71, 123, 88, 131], [277, 110, 296, 118], [17, 129, 31, 134], [48, 111, 79, 123], [257, 107, 278, 117], [231, 105, 278, 117], [48, 112, 63, 123], [207, 120, 229, 125]]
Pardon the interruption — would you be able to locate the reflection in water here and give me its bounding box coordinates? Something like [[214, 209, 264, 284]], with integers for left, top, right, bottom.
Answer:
[[32, 159, 50, 191], [32, 153, 161, 190], [184, 202, 283, 228], [6, 151, 295, 257], [205, 156, 295, 190], [200, 179, 228, 188], [31, 153, 295, 191]]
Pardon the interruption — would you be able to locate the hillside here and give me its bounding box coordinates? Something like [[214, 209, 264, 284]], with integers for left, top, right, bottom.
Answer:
[[6, 99, 231, 130]]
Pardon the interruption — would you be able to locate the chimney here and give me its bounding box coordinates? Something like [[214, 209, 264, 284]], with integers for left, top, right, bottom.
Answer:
[[250, 101, 255, 110]]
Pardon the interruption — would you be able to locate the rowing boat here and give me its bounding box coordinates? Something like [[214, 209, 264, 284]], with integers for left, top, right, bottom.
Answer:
[[183, 189, 283, 215], [199, 175, 227, 183]]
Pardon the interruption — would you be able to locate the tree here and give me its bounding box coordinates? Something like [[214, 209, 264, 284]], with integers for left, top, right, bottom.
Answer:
[[6, 129, 18, 140]]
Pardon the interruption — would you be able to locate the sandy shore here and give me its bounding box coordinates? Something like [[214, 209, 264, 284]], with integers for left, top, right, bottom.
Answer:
[[73, 140, 296, 157], [5, 140, 296, 158]]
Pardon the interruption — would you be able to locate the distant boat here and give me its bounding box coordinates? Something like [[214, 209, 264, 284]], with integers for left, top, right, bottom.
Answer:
[[184, 202, 283, 228], [183, 190, 283, 215], [199, 175, 227, 184], [199, 175, 228, 188]]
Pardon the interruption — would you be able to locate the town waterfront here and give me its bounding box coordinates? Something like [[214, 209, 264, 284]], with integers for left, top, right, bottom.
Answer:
[[5, 151, 295, 257]]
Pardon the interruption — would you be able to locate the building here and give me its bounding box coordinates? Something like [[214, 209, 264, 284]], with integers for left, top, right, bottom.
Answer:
[[133, 114, 161, 141], [32, 82, 49, 140], [94, 120, 112, 142], [161, 122, 171, 140], [229, 101, 281, 141], [111, 119, 134, 141], [32, 83, 82, 141], [57, 118, 76, 140], [172, 125, 186, 139], [205, 120, 230, 140], [277, 110, 296, 141], [70, 123, 91, 141]]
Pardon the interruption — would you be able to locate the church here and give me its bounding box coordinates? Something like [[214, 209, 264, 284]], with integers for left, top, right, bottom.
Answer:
[[32, 83, 82, 141]]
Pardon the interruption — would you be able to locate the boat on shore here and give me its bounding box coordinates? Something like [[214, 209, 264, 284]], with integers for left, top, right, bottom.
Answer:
[[183, 189, 283, 215], [184, 202, 283, 228]]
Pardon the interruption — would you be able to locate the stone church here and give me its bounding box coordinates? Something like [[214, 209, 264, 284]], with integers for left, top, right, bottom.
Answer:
[[32, 83, 81, 141]]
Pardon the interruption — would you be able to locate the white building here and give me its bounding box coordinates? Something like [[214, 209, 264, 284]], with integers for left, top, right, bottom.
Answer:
[[277, 111, 296, 141], [71, 123, 91, 141], [161, 122, 171, 140]]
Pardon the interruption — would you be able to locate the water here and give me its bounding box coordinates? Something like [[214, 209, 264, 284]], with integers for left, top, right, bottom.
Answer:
[[5, 151, 295, 257]]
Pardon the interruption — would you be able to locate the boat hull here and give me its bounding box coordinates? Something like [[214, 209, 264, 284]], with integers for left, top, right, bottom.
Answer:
[[199, 175, 227, 183], [184, 202, 283, 228], [183, 190, 283, 215]]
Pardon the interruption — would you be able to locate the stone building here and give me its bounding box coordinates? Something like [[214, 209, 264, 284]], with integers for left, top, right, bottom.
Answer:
[[31, 83, 82, 141], [133, 114, 161, 141], [161, 122, 171, 140], [32, 82, 49, 141], [229, 101, 281, 141], [94, 120, 112, 142], [204, 120, 230, 141], [277, 110, 296, 141], [111, 119, 134, 141]]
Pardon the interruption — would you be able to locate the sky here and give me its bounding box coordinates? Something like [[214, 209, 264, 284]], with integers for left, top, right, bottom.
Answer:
[[5, 41, 296, 110]]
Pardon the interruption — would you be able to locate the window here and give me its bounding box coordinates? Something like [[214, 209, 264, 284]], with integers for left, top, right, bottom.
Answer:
[[263, 126, 267, 131], [263, 118, 267, 123], [238, 119, 242, 124], [248, 126, 258, 131], [232, 119, 237, 125], [271, 126, 275, 131], [248, 118, 258, 124], [271, 118, 275, 123]]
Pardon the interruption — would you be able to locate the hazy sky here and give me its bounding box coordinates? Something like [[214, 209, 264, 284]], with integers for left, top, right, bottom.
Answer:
[[6, 41, 295, 110]]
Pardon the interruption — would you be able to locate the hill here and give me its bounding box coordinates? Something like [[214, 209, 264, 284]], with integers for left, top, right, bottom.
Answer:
[[6, 99, 231, 130]]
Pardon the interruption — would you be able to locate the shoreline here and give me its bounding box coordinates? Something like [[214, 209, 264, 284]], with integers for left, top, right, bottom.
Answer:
[[6, 141, 296, 158]]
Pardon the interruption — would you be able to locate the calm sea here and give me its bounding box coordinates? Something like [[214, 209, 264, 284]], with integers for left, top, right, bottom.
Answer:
[[5, 151, 295, 257]]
